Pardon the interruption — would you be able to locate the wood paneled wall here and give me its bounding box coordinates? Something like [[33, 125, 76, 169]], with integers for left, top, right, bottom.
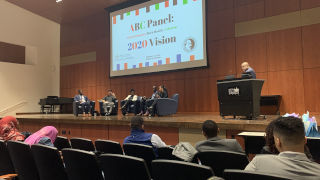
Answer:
[[60, 0, 320, 114]]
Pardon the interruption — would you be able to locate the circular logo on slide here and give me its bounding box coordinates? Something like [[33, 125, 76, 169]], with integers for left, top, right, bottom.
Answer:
[[183, 38, 195, 52]]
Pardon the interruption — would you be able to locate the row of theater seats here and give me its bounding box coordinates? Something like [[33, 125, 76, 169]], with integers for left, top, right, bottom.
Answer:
[[0, 137, 291, 180]]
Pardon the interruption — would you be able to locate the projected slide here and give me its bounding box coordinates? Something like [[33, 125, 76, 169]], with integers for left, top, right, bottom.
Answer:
[[110, 0, 207, 77]]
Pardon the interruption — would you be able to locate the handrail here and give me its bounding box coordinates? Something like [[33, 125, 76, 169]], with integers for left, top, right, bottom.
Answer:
[[0, 101, 28, 116]]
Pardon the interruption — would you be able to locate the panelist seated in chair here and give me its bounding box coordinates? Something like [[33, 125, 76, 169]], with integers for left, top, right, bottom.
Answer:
[[121, 89, 139, 115], [124, 116, 167, 154], [195, 120, 244, 153], [100, 89, 117, 116], [138, 85, 158, 116], [74, 89, 92, 116], [148, 85, 168, 117]]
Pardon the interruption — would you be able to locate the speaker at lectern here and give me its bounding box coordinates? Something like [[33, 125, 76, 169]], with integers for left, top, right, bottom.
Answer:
[[217, 78, 264, 119]]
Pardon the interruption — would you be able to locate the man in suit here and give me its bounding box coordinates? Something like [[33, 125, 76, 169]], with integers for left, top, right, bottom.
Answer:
[[74, 89, 91, 116], [195, 120, 244, 153], [245, 116, 320, 179], [241, 62, 256, 79]]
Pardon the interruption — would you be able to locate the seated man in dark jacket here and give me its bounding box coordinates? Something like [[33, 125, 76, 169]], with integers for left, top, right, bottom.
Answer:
[[195, 120, 244, 153], [74, 89, 92, 116]]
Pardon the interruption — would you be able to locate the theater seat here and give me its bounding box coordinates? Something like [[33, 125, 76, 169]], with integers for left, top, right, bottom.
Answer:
[[99, 154, 151, 180], [157, 146, 181, 160], [95, 139, 123, 154], [0, 140, 15, 176], [62, 148, 103, 180], [152, 159, 214, 180], [195, 150, 249, 177], [70, 137, 95, 151], [54, 136, 71, 151], [7, 140, 40, 180], [223, 169, 291, 180], [31, 144, 68, 180], [123, 143, 156, 172]]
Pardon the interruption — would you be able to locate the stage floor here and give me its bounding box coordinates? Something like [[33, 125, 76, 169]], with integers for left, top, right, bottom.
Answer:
[[15, 113, 279, 131]]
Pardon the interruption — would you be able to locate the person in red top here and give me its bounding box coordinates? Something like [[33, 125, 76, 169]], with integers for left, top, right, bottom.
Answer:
[[0, 116, 25, 141]]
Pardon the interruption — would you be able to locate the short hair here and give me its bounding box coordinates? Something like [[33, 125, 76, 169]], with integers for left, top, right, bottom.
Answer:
[[107, 89, 112, 92], [202, 120, 218, 138], [273, 116, 305, 146], [130, 89, 135, 92], [130, 116, 144, 130]]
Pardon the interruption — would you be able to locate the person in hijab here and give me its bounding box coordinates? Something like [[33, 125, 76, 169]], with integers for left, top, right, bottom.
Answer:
[[0, 116, 25, 141], [24, 126, 58, 147]]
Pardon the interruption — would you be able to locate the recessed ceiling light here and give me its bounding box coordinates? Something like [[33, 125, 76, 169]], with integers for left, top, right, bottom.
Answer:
[[56, 0, 62, 3]]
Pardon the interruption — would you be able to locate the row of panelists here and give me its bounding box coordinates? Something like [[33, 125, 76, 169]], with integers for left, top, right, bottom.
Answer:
[[0, 115, 319, 179], [73, 62, 256, 117], [74, 85, 173, 117]]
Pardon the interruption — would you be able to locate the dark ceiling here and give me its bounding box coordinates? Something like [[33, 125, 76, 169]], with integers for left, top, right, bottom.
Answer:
[[6, 0, 129, 24]]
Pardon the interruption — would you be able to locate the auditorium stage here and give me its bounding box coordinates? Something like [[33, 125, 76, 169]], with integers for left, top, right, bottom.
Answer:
[[16, 113, 281, 146]]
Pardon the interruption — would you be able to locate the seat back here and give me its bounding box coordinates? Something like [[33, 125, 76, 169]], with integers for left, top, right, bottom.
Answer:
[[99, 154, 151, 180], [158, 146, 180, 160], [70, 137, 95, 151], [123, 143, 156, 171], [31, 144, 68, 180], [7, 140, 40, 180], [223, 169, 291, 180], [0, 140, 15, 176], [307, 138, 320, 163], [171, 93, 179, 103], [62, 148, 103, 180], [152, 159, 214, 180], [95, 139, 123, 154], [54, 136, 71, 151], [196, 150, 249, 177]]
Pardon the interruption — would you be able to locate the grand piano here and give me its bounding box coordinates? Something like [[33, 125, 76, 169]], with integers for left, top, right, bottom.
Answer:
[[39, 96, 73, 114]]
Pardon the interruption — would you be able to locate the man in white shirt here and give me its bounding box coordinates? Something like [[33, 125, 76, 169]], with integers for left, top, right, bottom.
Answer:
[[123, 116, 166, 154], [121, 89, 139, 115], [245, 116, 320, 179]]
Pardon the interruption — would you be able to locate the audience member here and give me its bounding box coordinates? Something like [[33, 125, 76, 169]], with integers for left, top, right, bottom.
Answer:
[[0, 116, 25, 141], [261, 119, 313, 160], [24, 126, 58, 147], [195, 120, 244, 153], [245, 117, 320, 179], [101, 89, 117, 116], [74, 89, 92, 116], [261, 120, 279, 154], [124, 116, 166, 153], [121, 89, 139, 115]]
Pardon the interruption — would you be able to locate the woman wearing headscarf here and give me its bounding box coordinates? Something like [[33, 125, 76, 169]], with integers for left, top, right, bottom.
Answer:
[[0, 116, 25, 141], [24, 126, 58, 147]]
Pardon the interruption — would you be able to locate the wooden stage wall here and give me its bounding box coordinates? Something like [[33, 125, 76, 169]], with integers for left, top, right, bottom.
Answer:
[[60, 0, 320, 115]]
